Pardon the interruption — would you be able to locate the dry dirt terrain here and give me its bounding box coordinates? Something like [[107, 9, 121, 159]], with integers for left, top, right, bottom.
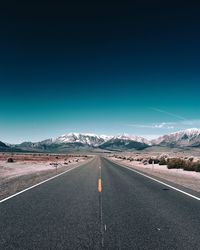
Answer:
[[0, 153, 91, 201], [109, 153, 200, 193]]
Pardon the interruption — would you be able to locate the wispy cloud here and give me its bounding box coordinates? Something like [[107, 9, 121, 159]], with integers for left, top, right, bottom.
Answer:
[[150, 107, 186, 120], [153, 122, 174, 129], [180, 119, 200, 126], [127, 119, 200, 131], [127, 122, 174, 130]]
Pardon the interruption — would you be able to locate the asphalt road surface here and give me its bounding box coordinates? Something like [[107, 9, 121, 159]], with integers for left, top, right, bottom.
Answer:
[[0, 156, 200, 249]]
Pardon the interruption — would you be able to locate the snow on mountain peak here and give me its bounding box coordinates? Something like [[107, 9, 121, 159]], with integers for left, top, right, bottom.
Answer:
[[175, 128, 200, 135], [51, 132, 152, 147], [164, 128, 200, 139], [52, 132, 111, 146], [114, 133, 151, 145], [152, 128, 200, 146]]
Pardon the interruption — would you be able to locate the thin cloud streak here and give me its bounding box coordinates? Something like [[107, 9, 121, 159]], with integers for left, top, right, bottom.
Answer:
[[150, 107, 186, 120]]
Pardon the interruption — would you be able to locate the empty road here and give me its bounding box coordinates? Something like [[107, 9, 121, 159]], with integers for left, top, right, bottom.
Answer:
[[0, 156, 200, 249]]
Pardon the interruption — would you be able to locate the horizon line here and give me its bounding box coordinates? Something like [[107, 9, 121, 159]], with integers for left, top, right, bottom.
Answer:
[[1, 127, 200, 145]]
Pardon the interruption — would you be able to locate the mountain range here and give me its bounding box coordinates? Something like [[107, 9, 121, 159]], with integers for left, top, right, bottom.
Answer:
[[1, 128, 200, 152], [152, 128, 200, 147], [10, 133, 149, 152]]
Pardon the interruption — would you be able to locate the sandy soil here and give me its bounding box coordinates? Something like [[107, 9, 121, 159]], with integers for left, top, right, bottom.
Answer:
[[109, 157, 200, 193], [0, 153, 91, 201]]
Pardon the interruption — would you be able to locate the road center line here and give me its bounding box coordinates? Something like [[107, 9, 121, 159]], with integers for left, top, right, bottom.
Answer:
[[98, 162, 104, 247], [98, 178, 102, 193]]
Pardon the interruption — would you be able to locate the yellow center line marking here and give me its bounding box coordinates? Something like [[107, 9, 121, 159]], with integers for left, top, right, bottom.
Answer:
[[98, 178, 102, 193]]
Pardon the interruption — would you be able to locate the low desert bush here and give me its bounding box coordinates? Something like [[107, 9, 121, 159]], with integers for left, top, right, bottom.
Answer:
[[167, 158, 200, 172], [188, 156, 194, 162], [148, 158, 153, 164], [127, 157, 133, 161], [183, 161, 196, 171], [159, 157, 167, 165], [167, 158, 186, 169], [7, 157, 14, 163], [194, 162, 200, 172], [183, 161, 200, 172]]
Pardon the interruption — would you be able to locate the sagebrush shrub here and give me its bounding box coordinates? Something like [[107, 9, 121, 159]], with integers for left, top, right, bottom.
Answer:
[[7, 157, 14, 163], [159, 157, 167, 165], [194, 162, 200, 172], [167, 158, 186, 169], [183, 161, 196, 171]]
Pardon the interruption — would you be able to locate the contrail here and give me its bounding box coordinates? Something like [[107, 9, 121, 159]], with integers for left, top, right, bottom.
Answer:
[[150, 107, 186, 121]]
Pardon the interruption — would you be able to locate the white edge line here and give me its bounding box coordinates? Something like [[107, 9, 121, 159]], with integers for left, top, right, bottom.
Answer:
[[0, 163, 85, 204], [108, 159, 200, 201]]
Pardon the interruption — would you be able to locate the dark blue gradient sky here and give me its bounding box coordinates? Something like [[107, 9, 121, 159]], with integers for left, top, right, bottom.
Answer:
[[1, 1, 200, 143]]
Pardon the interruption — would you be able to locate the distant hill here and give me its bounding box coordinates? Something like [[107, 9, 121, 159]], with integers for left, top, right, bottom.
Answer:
[[0, 141, 8, 148], [0, 141, 10, 151]]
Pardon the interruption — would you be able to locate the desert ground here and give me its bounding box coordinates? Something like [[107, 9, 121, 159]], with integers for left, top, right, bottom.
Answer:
[[0, 153, 91, 200]]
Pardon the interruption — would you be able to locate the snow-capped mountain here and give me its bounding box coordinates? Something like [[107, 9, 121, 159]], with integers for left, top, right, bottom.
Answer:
[[10, 133, 151, 152], [152, 128, 200, 147], [99, 133, 151, 150], [113, 133, 151, 145], [50, 133, 151, 151], [52, 133, 112, 146], [3, 128, 200, 153], [12, 133, 113, 152]]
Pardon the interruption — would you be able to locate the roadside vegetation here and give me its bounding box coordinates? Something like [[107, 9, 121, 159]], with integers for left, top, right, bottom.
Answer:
[[111, 154, 200, 172], [167, 158, 200, 172]]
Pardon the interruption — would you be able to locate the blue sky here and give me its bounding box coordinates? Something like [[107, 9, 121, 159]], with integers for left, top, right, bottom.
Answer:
[[1, 78, 200, 143], [0, 1, 200, 143]]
